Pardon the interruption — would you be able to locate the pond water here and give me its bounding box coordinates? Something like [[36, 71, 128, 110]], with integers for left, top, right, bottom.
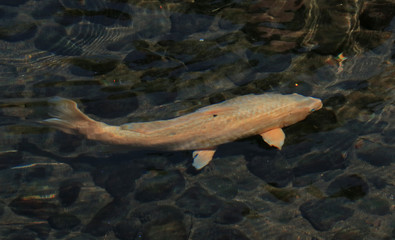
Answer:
[[0, 0, 394, 239]]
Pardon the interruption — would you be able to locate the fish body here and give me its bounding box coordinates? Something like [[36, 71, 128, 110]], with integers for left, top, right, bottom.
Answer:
[[43, 93, 322, 169]]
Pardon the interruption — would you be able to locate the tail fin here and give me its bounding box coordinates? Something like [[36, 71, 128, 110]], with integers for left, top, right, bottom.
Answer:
[[41, 97, 97, 135]]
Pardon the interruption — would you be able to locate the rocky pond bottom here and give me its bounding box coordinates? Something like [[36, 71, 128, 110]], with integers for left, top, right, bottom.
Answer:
[[0, 119, 394, 240]]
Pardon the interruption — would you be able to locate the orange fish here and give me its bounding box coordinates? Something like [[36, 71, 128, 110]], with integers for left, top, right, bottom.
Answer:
[[42, 93, 322, 169]]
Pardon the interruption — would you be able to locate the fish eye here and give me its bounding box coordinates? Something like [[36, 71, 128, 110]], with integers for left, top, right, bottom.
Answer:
[[310, 108, 316, 112]]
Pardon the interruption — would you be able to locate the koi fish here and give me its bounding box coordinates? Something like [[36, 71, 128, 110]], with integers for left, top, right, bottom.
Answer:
[[42, 93, 322, 169]]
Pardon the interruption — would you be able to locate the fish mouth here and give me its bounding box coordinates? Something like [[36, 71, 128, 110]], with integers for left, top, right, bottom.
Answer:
[[308, 97, 323, 112]]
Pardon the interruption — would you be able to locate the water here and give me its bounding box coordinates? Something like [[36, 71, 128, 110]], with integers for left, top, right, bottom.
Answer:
[[0, 0, 394, 239]]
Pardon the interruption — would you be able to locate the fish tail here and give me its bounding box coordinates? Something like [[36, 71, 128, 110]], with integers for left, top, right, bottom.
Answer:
[[41, 97, 99, 135]]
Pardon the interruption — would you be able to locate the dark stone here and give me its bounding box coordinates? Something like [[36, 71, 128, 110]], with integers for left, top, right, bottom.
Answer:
[[331, 230, 364, 240], [82, 92, 138, 118], [24, 223, 51, 240], [383, 128, 395, 144], [356, 139, 394, 166], [360, 3, 395, 30], [176, 186, 222, 218], [143, 220, 187, 240], [293, 150, 347, 177], [323, 93, 346, 108], [330, 80, 369, 91], [144, 92, 177, 106], [54, 9, 83, 26], [135, 170, 185, 202], [48, 213, 81, 230], [368, 176, 387, 189], [104, 169, 136, 199], [185, 51, 241, 72], [1, 84, 25, 98], [247, 152, 293, 187], [0, 201, 4, 216], [83, 200, 129, 236], [9, 198, 59, 219], [0, 63, 18, 81], [25, 167, 47, 181], [58, 0, 107, 11], [114, 220, 140, 240], [5, 230, 37, 240], [276, 233, 299, 240], [326, 174, 369, 201], [132, 204, 184, 225], [0, 151, 23, 170], [133, 7, 171, 39], [299, 198, 354, 231], [86, 9, 132, 26], [55, 132, 85, 154], [0, 21, 37, 42], [58, 181, 82, 206], [200, 176, 238, 199], [247, 50, 292, 72], [66, 234, 97, 240], [32, 0, 62, 19], [32, 75, 66, 97], [293, 174, 319, 187], [69, 57, 119, 76], [215, 201, 250, 224], [123, 49, 180, 71], [0, 0, 28, 6], [287, 108, 338, 135], [263, 186, 298, 203], [91, 159, 143, 198], [34, 25, 82, 56], [170, 13, 213, 36], [191, 225, 250, 240], [358, 197, 390, 216]]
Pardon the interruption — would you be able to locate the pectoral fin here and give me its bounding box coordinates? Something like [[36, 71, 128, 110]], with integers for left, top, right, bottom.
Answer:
[[260, 128, 285, 150], [192, 149, 216, 170]]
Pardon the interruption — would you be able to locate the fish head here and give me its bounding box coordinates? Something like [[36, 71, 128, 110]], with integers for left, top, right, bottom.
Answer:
[[279, 94, 323, 127]]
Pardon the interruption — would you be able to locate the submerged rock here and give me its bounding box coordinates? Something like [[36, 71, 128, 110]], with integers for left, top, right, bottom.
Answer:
[[34, 25, 82, 56], [114, 220, 140, 240], [48, 213, 81, 230], [9, 198, 59, 219], [358, 197, 390, 216], [58, 181, 82, 206], [191, 225, 250, 240], [132, 204, 184, 225], [326, 174, 369, 200], [247, 152, 293, 187], [0, 21, 37, 42], [82, 92, 139, 118], [355, 138, 395, 166], [135, 170, 185, 202], [83, 200, 129, 236], [69, 57, 119, 76], [143, 220, 187, 240], [214, 201, 250, 224], [300, 198, 354, 231], [200, 176, 238, 199], [176, 185, 222, 218]]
